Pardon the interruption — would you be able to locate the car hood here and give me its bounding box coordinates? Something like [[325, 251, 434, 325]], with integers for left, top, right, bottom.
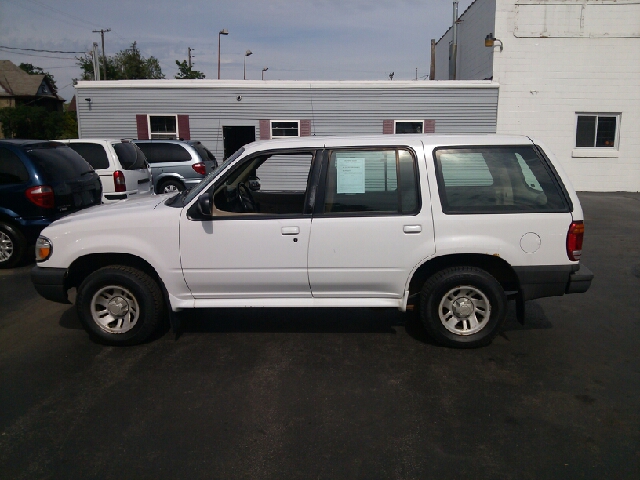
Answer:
[[48, 193, 170, 227]]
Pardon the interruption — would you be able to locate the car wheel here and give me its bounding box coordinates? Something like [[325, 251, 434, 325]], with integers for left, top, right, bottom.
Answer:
[[0, 222, 26, 269], [76, 266, 165, 346], [159, 179, 184, 194], [420, 267, 507, 348]]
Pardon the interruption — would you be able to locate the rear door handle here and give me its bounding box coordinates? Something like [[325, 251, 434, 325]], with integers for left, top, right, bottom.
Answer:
[[281, 227, 300, 235], [403, 225, 422, 234]]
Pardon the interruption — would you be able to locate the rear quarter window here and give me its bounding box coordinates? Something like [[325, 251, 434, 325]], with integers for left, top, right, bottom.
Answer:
[[433, 145, 570, 214], [0, 147, 29, 184], [26, 145, 94, 182], [67, 143, 109, 170], [136, 143, 191, 163]]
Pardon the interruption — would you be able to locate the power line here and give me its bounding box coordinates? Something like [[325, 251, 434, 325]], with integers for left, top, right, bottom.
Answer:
[[0, 48, 80, 60], [0, 45, 86, 54]]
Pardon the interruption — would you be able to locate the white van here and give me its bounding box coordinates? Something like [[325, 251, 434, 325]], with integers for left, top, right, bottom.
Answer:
[[60, 139, 153, 203], [32, 134, 593, 348]]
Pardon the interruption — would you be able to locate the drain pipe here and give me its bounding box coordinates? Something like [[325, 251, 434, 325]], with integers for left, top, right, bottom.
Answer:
[[450, 1, 458, 80]]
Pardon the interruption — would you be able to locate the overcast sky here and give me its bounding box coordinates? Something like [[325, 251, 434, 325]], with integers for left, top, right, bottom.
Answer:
[[0, 0, 474, 101]]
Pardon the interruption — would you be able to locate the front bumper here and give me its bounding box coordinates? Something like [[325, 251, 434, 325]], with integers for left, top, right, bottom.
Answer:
[[31, 266, 70, 304]]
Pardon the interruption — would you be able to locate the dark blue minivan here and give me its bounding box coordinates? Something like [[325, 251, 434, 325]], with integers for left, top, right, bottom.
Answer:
[[0, 140, 102, 268]]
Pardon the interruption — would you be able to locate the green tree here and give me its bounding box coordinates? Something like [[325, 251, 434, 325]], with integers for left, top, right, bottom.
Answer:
[[75, 42, 164, 81], [0, 105, 65, 139], [174, 60, 205, 79], [19, 63, 57, 92]]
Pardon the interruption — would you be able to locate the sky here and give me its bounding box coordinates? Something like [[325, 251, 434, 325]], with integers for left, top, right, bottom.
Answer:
[[0, 0, 475, 101]]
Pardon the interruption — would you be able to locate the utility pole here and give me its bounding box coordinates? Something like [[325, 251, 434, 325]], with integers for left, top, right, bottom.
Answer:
[[188, 47, 193, 68], [92, 28, 111, 80]]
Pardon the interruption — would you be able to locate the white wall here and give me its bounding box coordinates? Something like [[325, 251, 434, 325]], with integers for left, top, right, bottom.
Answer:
[[434, 0, 496, 80], [493, 0, 640, 191]]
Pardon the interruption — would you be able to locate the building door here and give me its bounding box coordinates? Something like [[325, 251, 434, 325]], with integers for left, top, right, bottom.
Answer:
[[223, 126, 256, 160]]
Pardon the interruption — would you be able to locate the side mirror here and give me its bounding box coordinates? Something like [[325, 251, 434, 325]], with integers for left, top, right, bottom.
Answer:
[[248, 176, 260, 191], [197, 192, 213, 216]]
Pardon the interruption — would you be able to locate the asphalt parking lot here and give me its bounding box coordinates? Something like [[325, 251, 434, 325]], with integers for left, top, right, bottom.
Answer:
[[1, 192, 638, 479]]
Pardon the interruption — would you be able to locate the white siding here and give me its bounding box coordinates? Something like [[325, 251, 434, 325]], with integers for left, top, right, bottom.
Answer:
[[493, 0, 640, 191]]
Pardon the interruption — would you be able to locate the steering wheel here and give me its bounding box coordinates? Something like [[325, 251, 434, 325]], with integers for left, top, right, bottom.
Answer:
[[237, 183, 256, 212]]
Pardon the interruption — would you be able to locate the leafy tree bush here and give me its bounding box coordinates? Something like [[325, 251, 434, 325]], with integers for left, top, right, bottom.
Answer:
[[76, 42, 164, 81]]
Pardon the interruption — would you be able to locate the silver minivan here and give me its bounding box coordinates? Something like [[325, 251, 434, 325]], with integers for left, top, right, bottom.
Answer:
[[61, 139, 153, 203], [133, 140, 218, 194]]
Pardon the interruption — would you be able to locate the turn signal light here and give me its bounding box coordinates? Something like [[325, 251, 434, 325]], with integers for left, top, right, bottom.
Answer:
[[113, 170, 126, 192], [25, 186, 55, 208], [192, 162, 206, 175], [35, 236, 52, 262], [567, 221, 584, 261]]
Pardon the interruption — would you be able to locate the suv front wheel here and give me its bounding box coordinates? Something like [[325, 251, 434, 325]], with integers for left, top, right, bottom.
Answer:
[[76, 266, 165, 345], [420, 267, 507, 348]]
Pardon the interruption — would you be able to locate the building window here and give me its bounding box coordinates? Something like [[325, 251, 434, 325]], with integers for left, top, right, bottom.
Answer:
[[395, 121, 424, 134], [575, 114, 619, 148], [271, 121, 299, 138], [149, 115, 178, 139]]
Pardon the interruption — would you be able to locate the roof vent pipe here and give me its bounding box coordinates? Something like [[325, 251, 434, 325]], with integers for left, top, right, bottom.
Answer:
[[449, 1, 458, 80]]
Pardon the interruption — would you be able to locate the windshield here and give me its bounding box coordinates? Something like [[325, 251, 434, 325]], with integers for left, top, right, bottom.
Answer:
[[171, 147, 246, 207]]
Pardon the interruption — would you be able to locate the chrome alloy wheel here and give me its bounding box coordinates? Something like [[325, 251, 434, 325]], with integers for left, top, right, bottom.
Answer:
[[162, 184, 179, 193], [90, 285, 140, 334], [0, 230, 14, 262], [438, 285, 491, 336]]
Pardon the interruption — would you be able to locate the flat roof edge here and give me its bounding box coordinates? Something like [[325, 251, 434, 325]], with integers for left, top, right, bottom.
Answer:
[[75, 80, 499, 90]]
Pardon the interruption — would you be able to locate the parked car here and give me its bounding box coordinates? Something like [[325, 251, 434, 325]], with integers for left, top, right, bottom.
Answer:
[[31, 134, 593, 347], [59, 139, 153, 203], [133, 140, 217, 194], [0, 140, 102, 268]]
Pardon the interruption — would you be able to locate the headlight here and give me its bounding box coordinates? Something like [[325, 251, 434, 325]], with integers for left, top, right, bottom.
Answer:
[[35, 236, 52, 262]]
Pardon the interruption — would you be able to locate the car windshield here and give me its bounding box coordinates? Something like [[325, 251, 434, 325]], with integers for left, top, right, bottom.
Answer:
[[170, 147, 246, 207]]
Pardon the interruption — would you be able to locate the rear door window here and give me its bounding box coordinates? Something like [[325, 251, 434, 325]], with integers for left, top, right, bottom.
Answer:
[[66, 143, 109, 170], [113, 142, 146, 170], [26, 145, 94, 182], [433, 145, 570, 213]]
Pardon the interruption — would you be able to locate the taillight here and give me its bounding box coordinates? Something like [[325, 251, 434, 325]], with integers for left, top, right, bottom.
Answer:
[[567, 221, 584, 261], [113, 170, 126, 192], [25, 186, 55, 208], [192, 162, 206, 175]]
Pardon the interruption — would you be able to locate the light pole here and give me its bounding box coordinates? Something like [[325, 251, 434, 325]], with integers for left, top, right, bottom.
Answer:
[[217, 29, 228, 79], [262, 67, 268, 80], [243, 50, 252, 80]]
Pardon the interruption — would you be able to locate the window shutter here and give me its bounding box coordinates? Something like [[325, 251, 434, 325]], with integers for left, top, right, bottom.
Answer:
[[424, 119, 436, 133], [136, 115, 149, 139], [259, 120, 271, 140], [300, 120, 312, 137], [177, 115, 191, 140], [383, 120, 394, 134]]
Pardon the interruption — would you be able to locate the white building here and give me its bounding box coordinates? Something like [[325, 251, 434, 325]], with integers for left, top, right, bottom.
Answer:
[[435, 0, 640, 191]]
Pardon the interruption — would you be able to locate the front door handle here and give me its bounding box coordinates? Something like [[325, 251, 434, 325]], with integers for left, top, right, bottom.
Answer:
[[403, 225, 422, 234], [281, 226, 300, 235]]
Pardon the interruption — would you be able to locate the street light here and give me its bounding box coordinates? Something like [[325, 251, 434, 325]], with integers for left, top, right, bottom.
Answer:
[[218, 29, 228, 79], [262, 67, 268, 80], [243, 50, 253, 80]]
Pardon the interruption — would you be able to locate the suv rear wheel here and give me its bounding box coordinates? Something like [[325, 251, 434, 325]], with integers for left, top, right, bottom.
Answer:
[[0, 222, 26, 269], [76, 266, 164, 345], [420, 267, 507, 348]]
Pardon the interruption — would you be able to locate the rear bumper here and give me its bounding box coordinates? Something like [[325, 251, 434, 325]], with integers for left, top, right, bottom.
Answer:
[[514, 264, 593, 300], [31, 266, 70, 304], [565, 264, 594, 294]]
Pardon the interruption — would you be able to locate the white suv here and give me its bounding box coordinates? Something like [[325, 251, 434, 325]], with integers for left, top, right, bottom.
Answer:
[[31, 134, 593, 348], [60, 139, 153, 203]]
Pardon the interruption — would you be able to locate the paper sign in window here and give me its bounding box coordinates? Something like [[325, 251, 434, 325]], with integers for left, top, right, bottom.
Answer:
[[336, 157, 365, 194]]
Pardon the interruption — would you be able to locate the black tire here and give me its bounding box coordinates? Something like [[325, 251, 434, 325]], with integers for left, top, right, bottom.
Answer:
[[76, 266, 164, 346], [420, 267, 507, 348], [158, 179, 184, 194], [0, 222, 27, 269]]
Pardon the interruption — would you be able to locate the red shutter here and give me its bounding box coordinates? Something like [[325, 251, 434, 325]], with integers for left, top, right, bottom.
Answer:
[[423, 119, 436, 133], [300, 120, 312, 137], [177, 115, 191, 140], [259, 120, 271, 140], [383, 119, 394, 134], [136, 115, 149, 139]]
